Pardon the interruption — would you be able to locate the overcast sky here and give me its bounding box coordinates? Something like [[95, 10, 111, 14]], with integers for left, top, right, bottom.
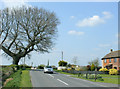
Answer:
[[0, 0, 119, 67]]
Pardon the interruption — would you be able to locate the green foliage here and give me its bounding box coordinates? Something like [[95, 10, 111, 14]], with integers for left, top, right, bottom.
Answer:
[[20, 70, 32, 87], [58, 60, 67, 66], [109, 69, 118, 75], [88, 58, 100, 67], [91, 64, 95, 71], [99, 68, 109, 72], [38, 64, 45, 69], [4, 70, 22, 87], [67, 64, 72, 67]]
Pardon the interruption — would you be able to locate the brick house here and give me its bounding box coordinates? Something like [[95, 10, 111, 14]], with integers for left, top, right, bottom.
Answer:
[[101, 49, 120, 70]]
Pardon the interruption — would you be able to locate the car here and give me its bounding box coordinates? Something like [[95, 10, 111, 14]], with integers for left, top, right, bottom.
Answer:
[[44, 66, 53, 73]]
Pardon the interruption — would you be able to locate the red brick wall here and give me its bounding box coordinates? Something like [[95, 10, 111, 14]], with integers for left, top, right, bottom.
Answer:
[[103, 58, 120, 70]]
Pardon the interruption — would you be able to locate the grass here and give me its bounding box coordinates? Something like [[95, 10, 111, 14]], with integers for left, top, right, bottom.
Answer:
[[56, 70, 120, 84], [3, 69, 32, 87], [20, 70, 32, 87], [4, 70, 22, 87], [100, 74, 119, 78]]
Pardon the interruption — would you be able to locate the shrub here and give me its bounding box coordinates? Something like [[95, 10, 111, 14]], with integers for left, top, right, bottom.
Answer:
[[99, 68, 108, 72], [91, 64, 95, 71], [38, 64, 45, 69], [109, 69, 118, 75], [39, 65, 45, 69], [75, 67, 81, 71], [58, 60, 67, 66], [67, 68, 71, 71], [86, 65, 91, 71]]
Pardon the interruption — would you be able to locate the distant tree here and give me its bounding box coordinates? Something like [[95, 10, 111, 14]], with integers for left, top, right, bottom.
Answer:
[[91, 64, 95, 71], [58, 60, 67, 66], [72, 56, 78, 65], [67, 64, 72, 67], [38, 64, 45, 69], [0, 6, 59, 65], [88, 58, 100, 68]]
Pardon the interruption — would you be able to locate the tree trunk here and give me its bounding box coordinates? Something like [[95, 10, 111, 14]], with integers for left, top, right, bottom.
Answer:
[[13, 57, 20, 65]]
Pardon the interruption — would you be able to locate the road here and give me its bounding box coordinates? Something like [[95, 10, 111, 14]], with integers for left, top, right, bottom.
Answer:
[[30, 70, 119, 87]]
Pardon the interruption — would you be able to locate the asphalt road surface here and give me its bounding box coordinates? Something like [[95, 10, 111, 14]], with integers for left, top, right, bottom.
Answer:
[[30, 70, 119, 87]]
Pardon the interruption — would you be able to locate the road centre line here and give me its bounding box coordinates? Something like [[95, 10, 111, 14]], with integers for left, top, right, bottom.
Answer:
[[48, 74, 54, 78], [57, 79, 69, 86]]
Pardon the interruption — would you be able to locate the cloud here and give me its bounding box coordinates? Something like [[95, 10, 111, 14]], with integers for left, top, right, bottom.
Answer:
[[102, 11, 112, 19], [70, 16, 75, 19], [76, 11, 112, 27], [98, 44, 111, 48], [1, 0, 29, 8], [68, 30, 84, 36]]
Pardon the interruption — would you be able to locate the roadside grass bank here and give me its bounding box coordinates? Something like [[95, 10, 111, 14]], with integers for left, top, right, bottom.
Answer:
[[4, 70, 22, 87], [20, 70, 32, 87], [3, 69, 32, 87], [56, 70, 120, 84]]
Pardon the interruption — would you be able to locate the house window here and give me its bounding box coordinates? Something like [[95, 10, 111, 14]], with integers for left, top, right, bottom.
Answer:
[[114, 58, 117, 63], [109, 58, 111, 63], [104, 59, 107, 63]]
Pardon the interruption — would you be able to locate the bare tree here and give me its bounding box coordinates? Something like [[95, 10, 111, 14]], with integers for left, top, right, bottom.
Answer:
[[72, 56, 78, 65], [0, 6, 59, 65], [88, 58, 100, 67]]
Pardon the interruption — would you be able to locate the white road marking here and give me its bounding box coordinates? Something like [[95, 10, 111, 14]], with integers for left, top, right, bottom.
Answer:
[[57, 79, 69, 86], [48, 74, 54, 78]]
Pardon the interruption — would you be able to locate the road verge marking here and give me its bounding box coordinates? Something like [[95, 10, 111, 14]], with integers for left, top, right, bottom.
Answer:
[[57, 79, 69, 86], [48, 74, 54, 78]]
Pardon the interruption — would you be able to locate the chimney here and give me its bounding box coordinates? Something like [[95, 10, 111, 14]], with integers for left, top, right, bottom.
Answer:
[[110, 49, 113, 52]]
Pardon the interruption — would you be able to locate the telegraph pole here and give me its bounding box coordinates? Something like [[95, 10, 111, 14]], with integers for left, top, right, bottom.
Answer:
[[62, 51, 63, 61]]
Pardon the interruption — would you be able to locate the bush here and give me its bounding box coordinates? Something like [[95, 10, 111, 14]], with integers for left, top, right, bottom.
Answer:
[[99, 68, 108, 72], [58, 60, 67, 66], [109, 69, 118, 75], [75, 67, 81, 71], [86, 65, 91, 71], [67, 68, 71, 71], [38, 64, 45, 69], [91, 64, 95, 71]]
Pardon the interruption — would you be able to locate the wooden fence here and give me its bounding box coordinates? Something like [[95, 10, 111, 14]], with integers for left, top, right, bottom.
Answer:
[[62, 70, 108, 81]]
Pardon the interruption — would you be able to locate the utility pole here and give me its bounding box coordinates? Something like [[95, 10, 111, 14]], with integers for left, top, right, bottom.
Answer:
[[62, 51, 63, 61]]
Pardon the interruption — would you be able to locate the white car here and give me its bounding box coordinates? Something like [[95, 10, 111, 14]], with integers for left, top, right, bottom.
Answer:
[[44, 66, 53, 73]]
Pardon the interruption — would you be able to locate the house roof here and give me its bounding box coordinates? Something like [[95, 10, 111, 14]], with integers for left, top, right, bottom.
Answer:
[[102, 50, 120, 60]]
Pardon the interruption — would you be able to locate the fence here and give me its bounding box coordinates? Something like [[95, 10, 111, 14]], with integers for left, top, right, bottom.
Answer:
[[62, 70, 108, 81]]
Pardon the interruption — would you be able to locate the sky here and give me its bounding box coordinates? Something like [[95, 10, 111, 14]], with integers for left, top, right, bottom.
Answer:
[[0, 0, 119, 67]]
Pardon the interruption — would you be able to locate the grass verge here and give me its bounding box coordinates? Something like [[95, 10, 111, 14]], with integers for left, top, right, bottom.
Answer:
[[4, 70, 22, 87], [3, 69, 32, 87], [56, 71, 120, 84], [20, 70, 32, 87]]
